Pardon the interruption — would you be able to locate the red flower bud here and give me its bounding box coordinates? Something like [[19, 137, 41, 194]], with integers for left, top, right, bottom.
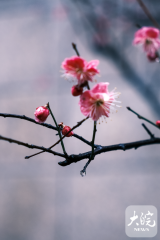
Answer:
[[156, 120, 160, 127], [34, 106, 50, 123], [62, 126, 73, 137], [71, 85, 83, 96]]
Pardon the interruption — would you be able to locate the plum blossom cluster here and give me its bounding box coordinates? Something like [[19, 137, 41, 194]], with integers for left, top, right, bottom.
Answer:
[[133, 27, 160, 61], [61, 56, 121, 122], [34, 55, 121, 131], [33, 26, 160, 136]]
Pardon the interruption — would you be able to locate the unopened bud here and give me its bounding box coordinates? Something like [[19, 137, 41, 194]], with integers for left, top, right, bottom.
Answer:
[[71, 85, 83, 96], [156, 120, 160, 127], [62, 126, 73, 137], [34, 106, 50, 123]]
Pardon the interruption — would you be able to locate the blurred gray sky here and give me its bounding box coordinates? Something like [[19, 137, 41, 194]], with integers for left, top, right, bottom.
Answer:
[[0, 0, 160, 239]]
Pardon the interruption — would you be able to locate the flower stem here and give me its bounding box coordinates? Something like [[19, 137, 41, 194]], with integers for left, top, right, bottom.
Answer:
[[47, 102, 67, 156], [55, 119, 97, 174], [71, 43, 90, 90], [90, 121, 97, 160], [80, 121, 97, 175], [136, 0, 160, 29], [72, 43, 80, 56], [127, 107, 160, 130]]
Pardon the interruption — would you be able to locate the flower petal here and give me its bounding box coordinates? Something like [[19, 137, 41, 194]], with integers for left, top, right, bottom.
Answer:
[[91, 82, 109, 94]]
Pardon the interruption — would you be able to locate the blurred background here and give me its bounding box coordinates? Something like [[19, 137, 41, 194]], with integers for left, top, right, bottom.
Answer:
[[0, 0, 160, 239]]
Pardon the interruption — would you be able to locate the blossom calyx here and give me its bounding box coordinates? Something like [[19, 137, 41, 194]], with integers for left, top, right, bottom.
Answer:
[[34, 105, 50, 123], [58, 122, 64, 129], [71, 85, 83, 96]]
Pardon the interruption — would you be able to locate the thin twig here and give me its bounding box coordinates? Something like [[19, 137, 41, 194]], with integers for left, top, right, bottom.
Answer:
[[72, 43, 80, 56], [142, 123, 154, 138], [25, 116, 89, 159], [0, 113, 96, 147], [0, 135, 65, 158], [80, 160, 90, 177], [127, 107, 160, 130], [86, 81, 90, 90], [50, 116, 89, 147], [135, 23, 141, 29], [90, 121, 97, 160], [136, 0, 160, 29], [0, 113, 57, 131], [47, 102, 67, 156], [80, 121, 97, 176], [73, 133, 98, 148]]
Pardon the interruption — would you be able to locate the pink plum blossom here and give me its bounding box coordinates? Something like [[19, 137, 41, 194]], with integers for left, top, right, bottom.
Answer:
[[133, 27, 160, 56], [61, 56, 99, 84], [34, 106, 50, 123], [79, 82, 121, 121]]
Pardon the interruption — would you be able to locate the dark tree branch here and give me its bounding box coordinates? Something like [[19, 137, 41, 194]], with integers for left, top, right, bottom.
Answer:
[[0, 113, 95, 147], [1, 130, 159, 166], [142, 123, 154, 138], [59, 137, 160, 166], [137, 0, 160, 29], [0, 113, 57, 131], [0, 135, 65, 158], [73, 133, 98, 148], [0, 117, 160, 168], [1, 109, 160, 170], [127, 107, 160, 130]]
